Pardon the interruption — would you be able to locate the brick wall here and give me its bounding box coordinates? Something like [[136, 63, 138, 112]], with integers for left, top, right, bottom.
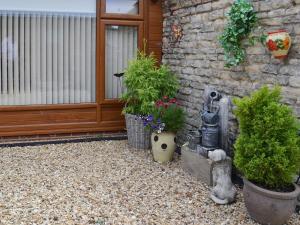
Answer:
[[162, 0, 300, 151]]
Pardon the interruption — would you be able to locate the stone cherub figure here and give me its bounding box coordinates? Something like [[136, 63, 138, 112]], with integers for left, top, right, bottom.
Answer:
[[208, 149, 237, 205]]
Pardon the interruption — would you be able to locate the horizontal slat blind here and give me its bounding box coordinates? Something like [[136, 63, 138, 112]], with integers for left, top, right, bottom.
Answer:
[[105, 25, 138, 99], [0, 11, 96, 105]]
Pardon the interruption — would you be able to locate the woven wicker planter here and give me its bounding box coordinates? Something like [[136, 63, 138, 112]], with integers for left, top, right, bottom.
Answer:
[[125, 114, 151, 149]]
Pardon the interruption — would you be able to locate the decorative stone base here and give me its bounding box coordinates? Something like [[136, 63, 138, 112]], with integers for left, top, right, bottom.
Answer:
[[181, 144, 232, 187], [196, 145, 215, 158]]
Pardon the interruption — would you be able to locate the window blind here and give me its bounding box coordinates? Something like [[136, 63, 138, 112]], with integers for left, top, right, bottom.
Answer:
[[0, 11, 96, 105], [105, 25, 137, 99]]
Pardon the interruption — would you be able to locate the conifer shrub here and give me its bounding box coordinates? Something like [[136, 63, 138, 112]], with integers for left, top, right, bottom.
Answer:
[[233, 86, 300, 189]]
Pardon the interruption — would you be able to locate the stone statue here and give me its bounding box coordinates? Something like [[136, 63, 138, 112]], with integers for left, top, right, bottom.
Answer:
[[208, 149, 226, 161], [208, 149, 237, 205]]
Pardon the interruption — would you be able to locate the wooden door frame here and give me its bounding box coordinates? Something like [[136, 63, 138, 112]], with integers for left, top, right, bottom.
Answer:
[[100, 0, 144, 20], [97, 0, 146, 128], [0, 0, 153, 137]]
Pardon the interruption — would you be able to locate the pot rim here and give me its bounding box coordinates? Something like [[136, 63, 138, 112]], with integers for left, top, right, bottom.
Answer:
[[152, 131, 176, 135], [243, 178, 300, 200], [125, 113, 143, 120], [125, 113, 140, 117], [268, 29, 287, 35]]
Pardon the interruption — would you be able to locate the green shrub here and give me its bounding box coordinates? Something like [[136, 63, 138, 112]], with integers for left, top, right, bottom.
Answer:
[[121, 51, 179, 115], [233, 86, 300, 189]]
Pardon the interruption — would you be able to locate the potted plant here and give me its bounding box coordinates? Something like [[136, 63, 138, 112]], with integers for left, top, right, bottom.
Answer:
[[266, 30, 292, 59], [143, 97, 185, 163], [121, 51, 179, 149], [233, 86, 300, 225], [219, 0, 258, 68]]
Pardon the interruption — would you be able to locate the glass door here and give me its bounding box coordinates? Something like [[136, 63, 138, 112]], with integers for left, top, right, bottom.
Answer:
[[105, 25, 138, 99], [97, 0, 144, 127], [100, 20, 143, 103]]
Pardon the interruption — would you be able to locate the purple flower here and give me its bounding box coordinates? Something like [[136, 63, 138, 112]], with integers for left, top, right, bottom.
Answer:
[[152, 125, 158, 130], [147, 115, 154, 122]]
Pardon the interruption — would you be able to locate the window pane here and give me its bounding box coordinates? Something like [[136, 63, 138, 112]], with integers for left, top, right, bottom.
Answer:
[[106, 0, 139, 15], [105, 25, 138, 99], [0, 0, 96, 105]]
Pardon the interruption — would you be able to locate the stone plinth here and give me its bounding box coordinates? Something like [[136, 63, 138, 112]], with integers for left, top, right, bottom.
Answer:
[[182, 144, 232, 187], [196, 144, 215, 158]]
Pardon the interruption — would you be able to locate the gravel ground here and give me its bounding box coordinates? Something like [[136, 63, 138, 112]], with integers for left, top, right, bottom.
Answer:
[[0, 140, 298, 225]]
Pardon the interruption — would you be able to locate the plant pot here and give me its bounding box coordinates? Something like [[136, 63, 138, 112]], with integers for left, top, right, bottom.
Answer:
[[187, 130, 201, 150], [266, 30, 291, 59], [125, 114, 151, 149], [243, 178, 300, 225], [151, 132, 176, 163]]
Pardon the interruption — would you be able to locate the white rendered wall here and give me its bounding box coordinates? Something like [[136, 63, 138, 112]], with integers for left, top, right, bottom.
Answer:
[[0, 0, 96, 13]]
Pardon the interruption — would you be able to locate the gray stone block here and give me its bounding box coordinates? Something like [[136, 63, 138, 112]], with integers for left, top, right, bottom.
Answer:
[[181, 144, 232, 187]]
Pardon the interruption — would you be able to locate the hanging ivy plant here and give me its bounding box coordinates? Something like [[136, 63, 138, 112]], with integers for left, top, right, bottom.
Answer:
[[219, 0, 258, 68]]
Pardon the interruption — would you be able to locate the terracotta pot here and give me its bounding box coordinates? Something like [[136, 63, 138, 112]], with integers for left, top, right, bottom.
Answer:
[[266, 30, 291, 59], [243, 178, 300, 225], [151, 132, 176, 163]]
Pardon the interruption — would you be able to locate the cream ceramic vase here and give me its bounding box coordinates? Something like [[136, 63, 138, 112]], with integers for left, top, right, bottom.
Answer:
[[151, 132, 176, 163], [266, 30, 291, 59]]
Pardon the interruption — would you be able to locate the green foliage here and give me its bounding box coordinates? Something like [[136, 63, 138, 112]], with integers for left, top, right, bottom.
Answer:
[[154, 104, 185, 133], [219, 0, 258, 68], [296, 120, 300, 130], [146, 97, 185, 133], [121, 51, 179, 115], [233, 86, 300, 189]]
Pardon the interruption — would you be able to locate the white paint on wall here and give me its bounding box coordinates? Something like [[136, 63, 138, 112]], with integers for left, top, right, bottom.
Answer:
[[0, 0, 96, 13]]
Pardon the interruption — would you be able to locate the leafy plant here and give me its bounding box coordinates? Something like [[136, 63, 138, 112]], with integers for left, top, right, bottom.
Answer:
[[219, 0, 258, 68], [296, 120, 300, 130], [233, 86, 300, 189], [143, 97, 185, 133], [121, 51, 179, 115]]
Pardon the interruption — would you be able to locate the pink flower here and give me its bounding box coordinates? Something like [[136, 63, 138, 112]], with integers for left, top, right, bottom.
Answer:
[[169, 98, 177, 104], [155, 100, 164, 107]]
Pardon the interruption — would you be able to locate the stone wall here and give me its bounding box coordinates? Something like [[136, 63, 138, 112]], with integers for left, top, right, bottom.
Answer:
[[162, 0, 300, 153]]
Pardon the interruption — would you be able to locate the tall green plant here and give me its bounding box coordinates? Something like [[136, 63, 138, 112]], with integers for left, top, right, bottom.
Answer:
[[233, 86, 300, 189], [219, 0, 258, 68], [121, 51, 179, 115]]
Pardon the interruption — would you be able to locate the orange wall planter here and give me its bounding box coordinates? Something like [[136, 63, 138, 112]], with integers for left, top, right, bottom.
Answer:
[[266, 30, 292, 59]]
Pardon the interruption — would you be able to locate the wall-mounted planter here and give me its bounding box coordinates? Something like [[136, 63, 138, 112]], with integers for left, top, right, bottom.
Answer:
[[171, 24, 183, 43], [266, 30, 291, 59]]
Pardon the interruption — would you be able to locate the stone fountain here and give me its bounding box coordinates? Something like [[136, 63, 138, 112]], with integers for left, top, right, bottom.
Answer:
[[182, 86, 236, 204], [198, 89, 221, 155]]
